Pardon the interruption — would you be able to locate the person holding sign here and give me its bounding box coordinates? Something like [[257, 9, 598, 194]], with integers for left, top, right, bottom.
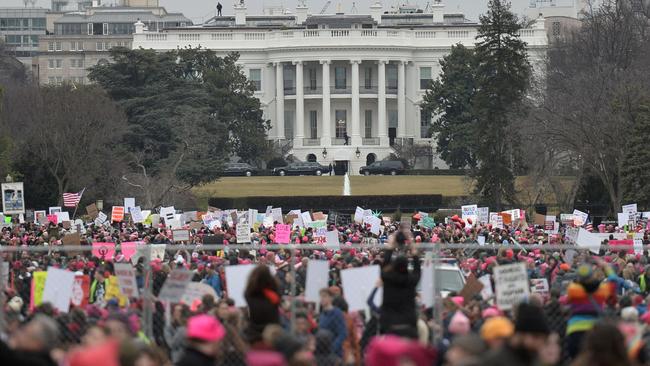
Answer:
[[244, 265, 281, 345], [380, 228, 421, 339]]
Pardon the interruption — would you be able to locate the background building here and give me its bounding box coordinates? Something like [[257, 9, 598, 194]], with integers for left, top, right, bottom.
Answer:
[[0, 7, 47, 69], [35, 4, 190, 85], [132, 1, 547, 174]]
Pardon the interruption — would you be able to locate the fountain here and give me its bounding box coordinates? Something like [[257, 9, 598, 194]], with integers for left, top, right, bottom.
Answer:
[[343, 173, 351, 196]]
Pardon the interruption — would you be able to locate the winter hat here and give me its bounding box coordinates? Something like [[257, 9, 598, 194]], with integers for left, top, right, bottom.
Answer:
[[621, 306, 639, 322], [187, 314, 225, 342], [448, 311, 471, 335], [514, 302, 550, 335], [480, 316, 514, 341]]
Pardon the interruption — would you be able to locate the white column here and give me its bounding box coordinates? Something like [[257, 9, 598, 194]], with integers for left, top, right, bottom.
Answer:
[[294, 60, 304, 147], [320, 60, 331, 146], [377, 59, 388, 146], [397, 60, 406, 138], [275, 62, 285, 140], [350, 59, 361, 146]]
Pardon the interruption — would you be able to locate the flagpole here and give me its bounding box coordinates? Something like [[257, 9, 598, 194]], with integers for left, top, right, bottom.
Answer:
[[71, 187, 85, 220], [72, 203, 79, 220]]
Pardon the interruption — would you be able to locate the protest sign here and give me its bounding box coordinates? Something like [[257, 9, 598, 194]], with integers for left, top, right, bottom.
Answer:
[[477, 207, 489, 224], [248, 209, 259, 226], [576, 229, 603, 254], [225, 264, 256, 307], [111, 206, 125, 222], [530, 278, 550, 300], [560, 214, 574, 225], [623, 204, 638, 217], [114, 263, 138, 298], [461, 204, 478, 224], [478, 275, 494, 300], [94, 211, 107, 226], [71, 275, 90, 308], [420, 253, 434, 308], [158, 270, 193, 303], [1, 261, 8, 287], [30, 271, 47, 310], [42, 267, 75, 313], [130, 206, 144, 224], [274, 224, 291, 244], [86, 204, 99, 219], [325, 231, 339, 248], [459, 273, 484, 304], [35, 210, 46, 224], [2, 182, 25, 215], [305, 260, 330, 303], [272, 208, 283, 223], [49, 206, 62, 215], [181, 282, 218, 309], [618, 212, 630, 228], [313, 212, 326, 221], [120, 242, 140, 262], [301, 211, 312, 226], [494, 262, 530, 310], [477, 236, 486, 246], [534, 213, 546, 226], [490, 213, 503, 229], [354, 207, 365, 224], [341, 265, 382, 311], [366, 216, 381, 235], [572, 209, 588, 227], [124, 198, 135, 212], [55, 211, 70, 223], [634, 233, 644, 255], [160, 206, 176, 223], [62, 232, 81, 246], [420, 216, 435, 229], [610, 239, 634, 254], [105, 276, 128, 307], [173, 230, 190, 243], [236, 222, 251, 243], [309, 220, 328, 240], [544, 216, 555, 231], [92, 242, 116, 260]]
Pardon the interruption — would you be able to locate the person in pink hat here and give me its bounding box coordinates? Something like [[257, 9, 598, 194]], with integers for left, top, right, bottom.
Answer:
[[176, 314, 225, 366]]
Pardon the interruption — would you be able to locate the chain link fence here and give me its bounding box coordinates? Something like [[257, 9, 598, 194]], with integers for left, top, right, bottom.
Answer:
[[0, 242, 639, 365]]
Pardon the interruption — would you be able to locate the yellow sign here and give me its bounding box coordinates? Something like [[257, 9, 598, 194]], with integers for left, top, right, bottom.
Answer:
[[30, 271, 48, 309], [105, 275, 128, 307]]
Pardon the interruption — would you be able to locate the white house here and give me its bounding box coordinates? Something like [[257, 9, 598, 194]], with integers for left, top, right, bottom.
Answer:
[[132, 1, 547, 175]]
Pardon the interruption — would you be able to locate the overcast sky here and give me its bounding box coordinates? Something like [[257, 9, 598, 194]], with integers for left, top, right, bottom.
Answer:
[[5, 0, 576, 24]]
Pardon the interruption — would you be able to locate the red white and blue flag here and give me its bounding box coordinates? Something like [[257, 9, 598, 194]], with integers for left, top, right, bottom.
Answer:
[[63, 188, 85, 208]]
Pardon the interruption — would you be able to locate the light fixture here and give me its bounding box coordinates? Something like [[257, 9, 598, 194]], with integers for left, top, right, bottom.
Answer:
[[322, 147, 328, 159], [5, 174, 12, 183], [355, 147, 361, 158], [96, 200, 103, 211]]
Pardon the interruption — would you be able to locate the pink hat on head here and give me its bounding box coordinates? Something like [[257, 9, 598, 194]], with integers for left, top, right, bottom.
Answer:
[[448, 311, 470, 335], [187, 315, 225, 342], [451, 296, 464, 307], [482, 306, 501, 318]]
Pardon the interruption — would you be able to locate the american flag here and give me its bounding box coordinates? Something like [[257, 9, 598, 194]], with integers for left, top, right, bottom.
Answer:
[[585, 222, 593, 232], [63, 188, 85, 208]]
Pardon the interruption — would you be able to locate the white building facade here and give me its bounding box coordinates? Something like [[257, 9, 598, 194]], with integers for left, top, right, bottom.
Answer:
[[132, 2, 547, 175]]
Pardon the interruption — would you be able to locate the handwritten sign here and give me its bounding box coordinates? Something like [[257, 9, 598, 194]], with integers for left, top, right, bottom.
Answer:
[[494, 263, 530, 310], [158, 270, 193, 303], [274, 224, 291, 244]]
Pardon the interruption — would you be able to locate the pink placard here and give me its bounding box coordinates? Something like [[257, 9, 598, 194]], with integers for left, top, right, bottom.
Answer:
[[274, 224, 291, 244], [92, 242, 116, 260], [120, 241, 141, 261]]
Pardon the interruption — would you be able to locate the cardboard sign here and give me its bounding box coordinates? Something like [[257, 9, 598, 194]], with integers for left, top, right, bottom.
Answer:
[[42, 267, 75, 313], [224, 264, 256, 307], [92, 242, 116, 260], [86, 204, 99, 219], [274, 224, 291, 244], [305, 260, 329, 303], [313, 211, 326, 221], [534, 213, 546, 226], [173, 230, 190, 243], [236, 222, 251, 243], [494, 263, 530, 310], [71, 275, 90, 308], [111, 206, 125, 222], [341, 265, 382, 312], [62, 232, 81, 246], [158, 269, 194, 302], [114, 263, 138, 298], [459, 273, 484, 303]]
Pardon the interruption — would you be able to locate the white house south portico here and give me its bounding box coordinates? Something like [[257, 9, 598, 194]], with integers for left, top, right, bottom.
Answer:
[[132, 1, 547, 174]]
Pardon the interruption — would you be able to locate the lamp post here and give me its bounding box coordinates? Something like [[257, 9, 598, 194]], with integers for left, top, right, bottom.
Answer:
[[5, 174, 12, 183], [322, 147, 328, 159], [355, 147, 361, 159]]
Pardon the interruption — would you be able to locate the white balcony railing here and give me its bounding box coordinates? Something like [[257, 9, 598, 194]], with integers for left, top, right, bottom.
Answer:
[[134, 26, 548, 50]]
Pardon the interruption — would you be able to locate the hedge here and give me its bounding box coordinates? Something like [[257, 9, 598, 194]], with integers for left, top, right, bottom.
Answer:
[[404, 169, 469, 176], [208, 194, 443, 213]]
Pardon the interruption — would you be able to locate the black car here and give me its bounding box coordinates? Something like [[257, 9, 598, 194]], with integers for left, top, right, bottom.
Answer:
[[222, 162, 258, 177], [273, 162, 330, 176], [359, 160, 405, 176]]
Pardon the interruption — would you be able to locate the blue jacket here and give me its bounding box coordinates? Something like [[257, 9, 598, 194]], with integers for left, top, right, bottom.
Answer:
[[318, 307, 347, 357], [203, 273, 223, 298]]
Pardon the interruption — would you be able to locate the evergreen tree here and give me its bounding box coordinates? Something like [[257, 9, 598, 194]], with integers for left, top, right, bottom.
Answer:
[[420, 44, 478, 169], [621, 102, 650, 208], [472, 0, 531, 210]]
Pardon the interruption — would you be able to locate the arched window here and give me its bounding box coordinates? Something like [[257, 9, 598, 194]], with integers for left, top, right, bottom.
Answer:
[[366, 153, 376, 166], [307, 153, 317, 162]]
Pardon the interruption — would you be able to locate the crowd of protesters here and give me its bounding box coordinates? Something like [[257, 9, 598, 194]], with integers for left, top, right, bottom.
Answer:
[[1, 209, 650, 366]]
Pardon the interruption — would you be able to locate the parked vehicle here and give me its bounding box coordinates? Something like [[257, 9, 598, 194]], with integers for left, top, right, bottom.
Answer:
[[222, 162, 258, 177], [359, 160, 405, 176], [273, 162, 330, 176]]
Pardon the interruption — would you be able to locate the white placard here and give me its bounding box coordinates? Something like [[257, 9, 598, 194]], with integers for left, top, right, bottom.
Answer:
[[94, 211, 108, 226], [354, 206, 365, 224], [325, 231, 339, 248], [160, 206, 176, 222], [237, 222, 251, 243], [224, 264, 256, 307], [461, 204, 478, 224], [494, 262, 530, 310], [124, 198, 135, 212], [1, 182, 25, 215], [181, 282, 218, 305], [114, 263, 138, 298], [477, 207, 489, 224], [158, 269, 194, 302], [572, 209, 588, 227], [1, 262, 8, 287], [305, 260, 330, 303], [477, 236, 486, 246], [49, 206, 62, 215], [420, 253, 434, 308], [623, 204, 638, 216], [634, 232, 644, 255], [618, 212, 630, 227], [366, 216, 381, 235], [130, 206, 144, 223], [478, 275, 493, 300], [42, 267, 75, 313], [248, 209, 258, 225], [272, 208, 283, 224], [340, 265, 382, 312], [301, 211, 312, 226], [55, 211, 70, 223], [173, 229, 190, 243]]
